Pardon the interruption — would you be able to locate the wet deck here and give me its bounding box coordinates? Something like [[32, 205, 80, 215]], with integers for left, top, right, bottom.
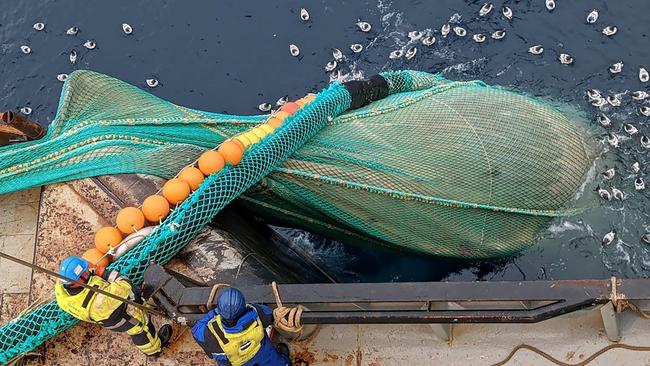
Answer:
[[2, 176, 650, 365]]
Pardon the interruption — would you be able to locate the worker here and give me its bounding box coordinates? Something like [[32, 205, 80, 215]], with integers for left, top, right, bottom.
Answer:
[[192, 287, 291, 366], [54, 256, 173, 356]]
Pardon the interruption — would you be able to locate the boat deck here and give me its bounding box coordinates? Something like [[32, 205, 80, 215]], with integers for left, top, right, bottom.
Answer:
[[2, 176, 650, 365]]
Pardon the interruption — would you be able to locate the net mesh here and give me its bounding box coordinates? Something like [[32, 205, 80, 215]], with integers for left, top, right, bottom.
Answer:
[[0, 70, 593, 362]]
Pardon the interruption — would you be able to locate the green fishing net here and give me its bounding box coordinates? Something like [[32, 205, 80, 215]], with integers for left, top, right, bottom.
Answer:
[[0, 70, 592, 362]]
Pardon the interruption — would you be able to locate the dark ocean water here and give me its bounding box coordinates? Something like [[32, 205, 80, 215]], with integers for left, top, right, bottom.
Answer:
[[1, 0, 649, 282]]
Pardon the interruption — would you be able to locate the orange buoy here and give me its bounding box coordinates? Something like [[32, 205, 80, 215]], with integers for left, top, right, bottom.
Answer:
[[259, 124, 275, 134], [198, 150, 226, 175], [267, 117, 283, 128], [235, 134, 252, 148], [178, 167, 205, 191], [274, 111, 290, 122], [83, 248, 111, 268], [218, 140, 244, 166], [142, 195, 170, 222], [244, 131, 261, 144], [230, 138, 245, 152], [116, 206, 145, 234], [94, 227, 122, 254], [252, 127, 267, 140], [162, 178, 191, 205], [295, 99, 308, 108], [280, 102, 299, 114]]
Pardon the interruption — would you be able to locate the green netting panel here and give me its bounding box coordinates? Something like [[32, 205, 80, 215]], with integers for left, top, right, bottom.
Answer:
[[241, 78, 592, 258]]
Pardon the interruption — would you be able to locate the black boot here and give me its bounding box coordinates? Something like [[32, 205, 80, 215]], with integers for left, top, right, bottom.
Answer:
[[276, 342, 290, 358], [158, 324, 173, 348]]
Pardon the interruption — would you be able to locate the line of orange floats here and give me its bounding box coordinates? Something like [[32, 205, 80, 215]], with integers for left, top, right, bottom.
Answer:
[[82, 94, 317, 268]]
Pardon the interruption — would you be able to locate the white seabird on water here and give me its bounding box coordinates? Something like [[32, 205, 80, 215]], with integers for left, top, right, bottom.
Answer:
[[632, 91, 649, 100], [597, 186, 612, 200], [602, 230, 616, 245], [122, 23, 133, 35], [624, 123, 638, 135], [602, 26, 617, 36], [635, 178, 646, 191], [641, 135, 650, 149], [350, 44, 363, 53], [587, 9, 599, 24], [611, 187, 624, 200], [300, 8, 309, 21], [640, 67, 649, 82], [329, 69, 341, 83], [632, 162, 640, 173], [56, 73, 68, 82], [453, 26, 467, 37], [642, 233, 650, 245], [66, 26, 79, 36], [146, 79, 159, 88], [502, 6, 513, 20], [639, 106, 650, 117], [84, 40, 96, 50], [587, 89, 601, 101], [422, 36, 436, 46], [356, 20, 372, 32], [33, 22, 45, 31], [479, 2, 493, 17], [607, 95, 621, 107], [602, 168, 616, 180], [607, 132, 620, 147], [441, 23, 451, 37], [559, 53, 574, 65], [69, 50, 77, 64], [528, 45, 544, 55], [258, 103, 272, 112], [332, 48, 343, 61], [592, 97, 608, 108], [597, 114, 611, 127], [389, 49, 404, 59], [491, 30, 506, 40], [405, 46, 417, 60], [20, 106, 32, 115], [289, 44, 300, 57], [609, 61, 624, 74], [20, 45, 31, 55], [472, 34, 486, 43], [545, 0, 555, 11], [408, 31, 423, 41], [276, 95, 289, 106], [324, 60, 337, 72]]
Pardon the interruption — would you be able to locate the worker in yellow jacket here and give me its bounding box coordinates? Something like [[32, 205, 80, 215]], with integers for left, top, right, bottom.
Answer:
[[54, 256, 172, 356]]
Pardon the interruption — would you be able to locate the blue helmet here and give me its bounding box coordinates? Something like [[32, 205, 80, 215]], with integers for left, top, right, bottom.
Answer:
[[58, 256, 89, 284], [217, 288, 246, 321]]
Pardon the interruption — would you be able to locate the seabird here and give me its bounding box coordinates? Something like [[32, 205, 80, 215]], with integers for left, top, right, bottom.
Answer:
[[289, 44, 300, 57], [587, 9, 599, 24]]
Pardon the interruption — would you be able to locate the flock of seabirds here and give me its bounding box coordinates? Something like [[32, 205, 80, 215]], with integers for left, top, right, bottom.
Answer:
[[14, 1, 650, 247]]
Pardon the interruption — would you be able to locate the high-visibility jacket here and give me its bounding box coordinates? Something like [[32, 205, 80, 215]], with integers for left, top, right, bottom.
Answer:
[[54, 275, 133, 323], [207, 310, 265, 366]]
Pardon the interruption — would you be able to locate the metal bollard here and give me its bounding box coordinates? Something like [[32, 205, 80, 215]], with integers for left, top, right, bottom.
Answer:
[[0, 111, 46, 145]]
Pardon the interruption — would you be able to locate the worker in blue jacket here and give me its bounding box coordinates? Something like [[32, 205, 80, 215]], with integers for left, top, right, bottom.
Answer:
[[192, 287, 291, 366]]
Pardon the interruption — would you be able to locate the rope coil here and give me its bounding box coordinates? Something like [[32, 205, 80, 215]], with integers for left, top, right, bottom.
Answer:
[[271, 281, 304, 338]]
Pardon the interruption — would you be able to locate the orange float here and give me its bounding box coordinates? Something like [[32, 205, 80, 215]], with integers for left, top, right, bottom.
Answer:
[[116, 206, 145, 234], [230, 138, 245, 152], [162, 178, 191, 205], [235, 134, 252, 148], [198, 150, 225, 175], [259, 124, 275, 134], [218, 140, 244, 166], [142, 195, 170, 222], [178, 167, 205, 191], [280, 102, 299, 114], [94, 226, 122, 254], [83, 248, 111, 268], [274, 111, 290, 122], [267, 117, 283, 128]]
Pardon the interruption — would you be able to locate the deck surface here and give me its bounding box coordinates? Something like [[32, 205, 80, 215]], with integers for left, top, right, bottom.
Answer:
[[2, 176, 650, 365]]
